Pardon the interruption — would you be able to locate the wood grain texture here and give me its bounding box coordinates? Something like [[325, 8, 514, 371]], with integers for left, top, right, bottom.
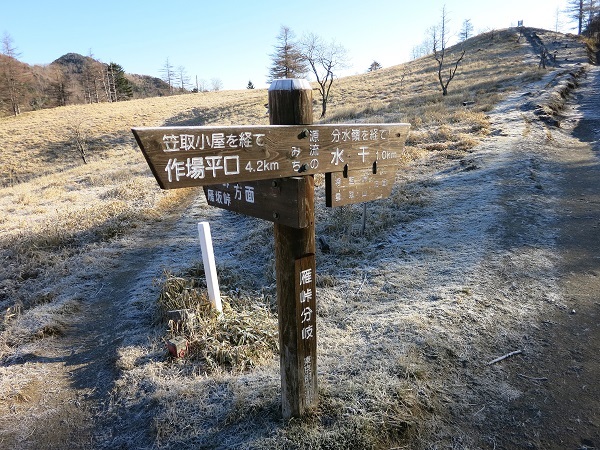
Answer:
[[270, 79, 317, 419], [132, 123, 409, 189]]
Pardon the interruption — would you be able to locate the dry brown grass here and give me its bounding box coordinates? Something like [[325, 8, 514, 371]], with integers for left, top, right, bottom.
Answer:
[[318, 28, 552, 164], [0, 89, 269, 187], [156, 268, 278, 373], [0, 86, 272, 326]]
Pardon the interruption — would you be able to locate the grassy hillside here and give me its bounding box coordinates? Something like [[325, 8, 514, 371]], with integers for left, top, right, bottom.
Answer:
[[0, 27, 592, 449]]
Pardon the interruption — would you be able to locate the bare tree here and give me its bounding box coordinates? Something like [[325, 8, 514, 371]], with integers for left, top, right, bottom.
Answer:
[[176, 65, 190, 92], [70, 120, 89, 164], [432, 6, 466, 97], [268, 26, 307, 82], [300, 33, 348, 118], [568, 0, 585, 34], [460, 19, 473, 41], [555, 6, 563, 32], [160, 57, 175, 94], [399, 64, 411, 92], [1, 33, 26, 116], [565, 0, 599, 34], [196, 77, 208, 92], [82, 51, 102, 103], [412, 26, 436, 59], [210, 78, 223, 91], [104, 63, 117, 102]]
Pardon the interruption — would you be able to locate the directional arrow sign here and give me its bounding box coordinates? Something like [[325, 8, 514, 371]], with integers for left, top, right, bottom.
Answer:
[[132, 123, 410, 189], [203, 177, 311, 228]]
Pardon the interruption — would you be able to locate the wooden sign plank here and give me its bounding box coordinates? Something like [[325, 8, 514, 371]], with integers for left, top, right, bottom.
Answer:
[[293, 254, 317, 411], [132, 123, 409, 189], [325, 165, 397, 207], [202, 177, 310, 228]]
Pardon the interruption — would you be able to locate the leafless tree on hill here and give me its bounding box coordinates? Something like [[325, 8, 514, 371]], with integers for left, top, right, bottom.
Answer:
[[210, 78, 223, 91], [460, 19, 474, 41], [196, 77, 208, 92], [399, 64, 411, 92], [411, 26, 436, 60], [432, 6, 466, 97], [160, 57, 175, 94], [566, 0, 600, 35], [177, 65, 190, 92], [104, 64, 117, 102], [82, 51, 103, 103], [71, 120, 89, 164], [300, 33, 348, 118]]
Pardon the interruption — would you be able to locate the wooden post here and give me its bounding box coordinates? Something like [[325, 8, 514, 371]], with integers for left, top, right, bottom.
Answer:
[[269, 78, 317, 418]]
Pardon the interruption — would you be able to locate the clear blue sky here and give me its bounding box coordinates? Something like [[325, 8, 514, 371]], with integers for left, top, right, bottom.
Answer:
[[2, 0, 572, 90]]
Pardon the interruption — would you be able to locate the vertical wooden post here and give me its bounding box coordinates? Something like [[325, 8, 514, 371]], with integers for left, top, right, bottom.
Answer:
[[269, 79, 317, 419]]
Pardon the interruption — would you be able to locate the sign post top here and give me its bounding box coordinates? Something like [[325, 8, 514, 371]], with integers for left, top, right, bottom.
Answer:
[[269, 78, 312, 91]]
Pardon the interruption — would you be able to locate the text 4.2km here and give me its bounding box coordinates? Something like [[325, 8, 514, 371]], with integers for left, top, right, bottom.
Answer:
[[245, 160, 280, 173]]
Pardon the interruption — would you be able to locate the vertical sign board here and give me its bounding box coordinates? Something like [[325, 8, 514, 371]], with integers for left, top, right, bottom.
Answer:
[[295, 254, 317, 409], [270, 78, 316, 420]]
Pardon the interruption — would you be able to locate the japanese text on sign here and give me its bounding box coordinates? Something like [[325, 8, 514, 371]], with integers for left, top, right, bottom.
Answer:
[[162, 132, 265, 152], [296, 255, 317, 406], [205, 183, 255, 207], [132, 123, 410, 188], [164, 127, 393, 183], [299, 267, 314, 341]]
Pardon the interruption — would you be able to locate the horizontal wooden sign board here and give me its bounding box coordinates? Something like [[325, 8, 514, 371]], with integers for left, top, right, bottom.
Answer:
[[203, 177, 310, 228], [325, 165, 396, 207], [132, 123, 409, 189]]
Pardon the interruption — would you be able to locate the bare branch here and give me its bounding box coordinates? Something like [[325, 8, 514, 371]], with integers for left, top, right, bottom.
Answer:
[[300, 33, 348, 118]]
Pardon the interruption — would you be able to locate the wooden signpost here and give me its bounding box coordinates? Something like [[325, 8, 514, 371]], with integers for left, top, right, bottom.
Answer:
[[132, 78, 409, 419], [202, 177, 311, 228], [132, 125, 409, 190], [325, 165, 396, 207]]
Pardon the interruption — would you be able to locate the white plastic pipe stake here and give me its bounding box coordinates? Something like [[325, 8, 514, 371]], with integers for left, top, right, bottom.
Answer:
[[197, 222, 222, 313]]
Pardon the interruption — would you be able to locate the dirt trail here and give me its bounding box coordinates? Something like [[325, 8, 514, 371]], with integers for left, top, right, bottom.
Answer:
[[459, 66, 600, 449], [0, 194, 199, 449], [511, 65, 600, 449]]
